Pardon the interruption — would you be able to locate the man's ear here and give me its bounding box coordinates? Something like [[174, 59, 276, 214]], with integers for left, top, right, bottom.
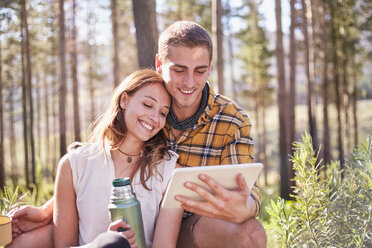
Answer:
[[155, 54, 162, 74], [119, 92, 128, 110], [207, 63, 212, 77]]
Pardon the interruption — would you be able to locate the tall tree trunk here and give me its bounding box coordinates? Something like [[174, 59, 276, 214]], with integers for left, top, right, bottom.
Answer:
[[262, 98, 268, 186], [132, 0, 158, 68], [351, 54, 358, 146], [301, 0, 318, 151], [36, 73, 41, 162], [330, 0, 344, 168], [212, 0, 224, 94], [275, 0, 291, 200], [50, 19, 59, 178], [254, 87, 261, 164], [0, 37, 4, 189], [87, 4, 96, 124], [58, 0, 67, 157], [71, 0, 81, 142], [20, 2, 30, 187], [111, 0, 120, 87], [288, 0, 296, 148], [52, 85, 58, 178], [43, 70, 51, 179], [21, 0, 37, 185], [321, 0, 331, 165], [88, 48, 95, 124], [342, 41, 350, 155], [9, 85, 18, 185]]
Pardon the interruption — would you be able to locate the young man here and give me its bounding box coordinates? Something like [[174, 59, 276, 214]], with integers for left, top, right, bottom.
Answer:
[[156, 21, 265, 248], [9, 21, 266, 248]]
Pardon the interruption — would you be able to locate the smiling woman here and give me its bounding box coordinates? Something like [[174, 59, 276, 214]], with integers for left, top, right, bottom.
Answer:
[[8, 69, 184, 248], [51, 69, 184, 248]]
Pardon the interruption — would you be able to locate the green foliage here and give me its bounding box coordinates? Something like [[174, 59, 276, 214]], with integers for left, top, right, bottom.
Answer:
[[266, 199, 296, 247], [0, 187, 27, 215], [266, 133, 372, 248], [3, 159, 55, 208]]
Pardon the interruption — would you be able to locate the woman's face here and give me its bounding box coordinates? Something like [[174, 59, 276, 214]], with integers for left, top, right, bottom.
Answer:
[[122, 83, 171, 142]]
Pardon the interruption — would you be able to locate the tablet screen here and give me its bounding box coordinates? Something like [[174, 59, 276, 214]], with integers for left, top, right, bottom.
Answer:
[[161, 163, 263, 208]]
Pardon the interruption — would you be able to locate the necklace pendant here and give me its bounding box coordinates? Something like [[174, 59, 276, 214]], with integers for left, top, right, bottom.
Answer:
[[127, 157, 132, 163]]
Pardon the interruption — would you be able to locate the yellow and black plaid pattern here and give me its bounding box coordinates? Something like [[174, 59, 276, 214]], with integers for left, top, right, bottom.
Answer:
[[164, 83, 261, 214]]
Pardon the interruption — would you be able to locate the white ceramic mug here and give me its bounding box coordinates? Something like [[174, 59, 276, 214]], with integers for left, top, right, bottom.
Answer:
[[0, 215, 12, 246]]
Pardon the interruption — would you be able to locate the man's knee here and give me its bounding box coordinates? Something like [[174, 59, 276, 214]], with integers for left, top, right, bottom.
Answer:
[[237, 218, 266, 248], [89, 232, 130, 248]]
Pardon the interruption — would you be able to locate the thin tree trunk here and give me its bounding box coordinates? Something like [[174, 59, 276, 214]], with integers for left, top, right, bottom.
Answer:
[[86, 1, 96, 124], [351, 54, 358, 146], [254, 86, 261, 164], [88, 49, 95, 124], [52, 81, 59, 179], [59, 0, 67, 157], [36, 73, 41, 162], [330, 0, 344, 168], [20, 3, 30, 187], [50, 18, 59, 178], [132, 0, 158, 68], [212, 0, 224, 94], [71, 0, 81, 142], [21, 0, 36, 185], [301, 0, 318, 151], [0, 36, 4, 189], [9, 85, 18, 185], [309, 0, 319, 150], [43, 70, 51, 179], [52, 86, 58, 179], [288, 0, 296, 149], [321, 0, 331, 165], [275, 0, 291, 200], [111, 0, 120, 87], [262, 99, 268, 186], [342, 43, 350, 155]]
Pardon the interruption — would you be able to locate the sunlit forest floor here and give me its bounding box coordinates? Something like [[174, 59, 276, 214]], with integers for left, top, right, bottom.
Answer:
[[3, 99, 372, 247]]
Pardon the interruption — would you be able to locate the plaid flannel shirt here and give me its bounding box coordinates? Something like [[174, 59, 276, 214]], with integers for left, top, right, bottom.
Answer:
[[163, 83, 261, 215]]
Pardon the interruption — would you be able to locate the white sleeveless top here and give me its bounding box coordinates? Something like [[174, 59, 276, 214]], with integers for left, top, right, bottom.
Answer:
[[68, 143, 178, 247]]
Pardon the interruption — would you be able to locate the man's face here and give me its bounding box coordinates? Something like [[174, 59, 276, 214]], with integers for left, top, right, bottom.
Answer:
[[156, 45, 211, 119]]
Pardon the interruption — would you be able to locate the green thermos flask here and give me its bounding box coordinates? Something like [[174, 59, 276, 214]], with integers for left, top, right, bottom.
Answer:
[[108, 177, 147, 248]]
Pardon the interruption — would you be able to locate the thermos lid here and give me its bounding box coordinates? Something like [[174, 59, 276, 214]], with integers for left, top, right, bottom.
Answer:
[[112, 177, 131, 187]]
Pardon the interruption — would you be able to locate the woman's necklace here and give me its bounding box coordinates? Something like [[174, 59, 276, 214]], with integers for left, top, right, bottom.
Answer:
[[117, 148, 142, 163]]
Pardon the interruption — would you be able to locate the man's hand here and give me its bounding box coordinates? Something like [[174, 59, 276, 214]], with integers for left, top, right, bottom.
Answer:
[[8, 204, 53, 238], [175, 173, 257, 223], [108, 219, 137, 248]]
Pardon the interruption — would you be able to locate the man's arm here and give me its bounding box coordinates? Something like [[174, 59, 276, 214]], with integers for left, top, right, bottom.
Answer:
[[175, 173, 257, 223], [9, 197, 54, 237], [175, 121, 261, 223]]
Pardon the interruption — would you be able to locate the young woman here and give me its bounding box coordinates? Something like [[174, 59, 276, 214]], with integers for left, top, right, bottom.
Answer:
[[53, 69, 183, 248]]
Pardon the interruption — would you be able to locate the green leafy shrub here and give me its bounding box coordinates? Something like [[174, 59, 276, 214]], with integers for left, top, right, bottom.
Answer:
[[266, 133, 372, 248], [0, 187, 27, 215]]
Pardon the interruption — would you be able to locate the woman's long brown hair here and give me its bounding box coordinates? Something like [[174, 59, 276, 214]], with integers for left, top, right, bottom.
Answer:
[[89, 69, 171, 190]]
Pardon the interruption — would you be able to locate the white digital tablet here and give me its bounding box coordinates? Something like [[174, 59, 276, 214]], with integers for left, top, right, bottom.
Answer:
[[161, 163, 263, 208]]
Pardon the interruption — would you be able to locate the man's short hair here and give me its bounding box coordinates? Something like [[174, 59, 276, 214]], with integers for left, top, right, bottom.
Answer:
[[158, 21, 213, 62]]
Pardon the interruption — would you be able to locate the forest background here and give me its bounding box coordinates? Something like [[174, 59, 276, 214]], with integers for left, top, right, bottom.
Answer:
[[0, 0, 371, 245]]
